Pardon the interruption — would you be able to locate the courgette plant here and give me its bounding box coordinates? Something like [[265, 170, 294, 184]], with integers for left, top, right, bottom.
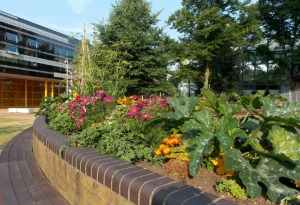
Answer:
[[161, 89, 300, 203]]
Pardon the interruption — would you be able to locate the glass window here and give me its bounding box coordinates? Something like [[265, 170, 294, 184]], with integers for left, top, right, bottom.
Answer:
[[18, 34, 27, 47], [6, 32, 18, 43], [18, 48, 25, 55], [61, 48, 68, 57], [54, 47, 61, 55], [68, 50, 75, 58], [27, 50, 36, 57], [28, 39, 37, 48], [48, 44, 55, 54], [0, 43, 5, 51], [6, 45, 18, 53], [0, 29, 5, 41]]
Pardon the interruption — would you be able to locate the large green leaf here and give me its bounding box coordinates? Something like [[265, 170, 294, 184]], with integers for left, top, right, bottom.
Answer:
[[188, 132, 214, 176], [225, 149, 300, 203], [181, 110, 215, 132], [267, 125, 300, 164], [200, 88, 233, 113], [162, 97, 199, 120], [261, 97, 300, 119]]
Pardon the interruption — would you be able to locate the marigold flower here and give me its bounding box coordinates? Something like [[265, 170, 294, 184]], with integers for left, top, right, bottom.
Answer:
[[163, 147, 170, 155], [155, 149, 162, 156]]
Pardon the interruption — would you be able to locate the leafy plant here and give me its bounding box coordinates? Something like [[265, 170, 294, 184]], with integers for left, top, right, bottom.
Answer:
[[216, 179, 248, 199], [225, 149, 300, 203]]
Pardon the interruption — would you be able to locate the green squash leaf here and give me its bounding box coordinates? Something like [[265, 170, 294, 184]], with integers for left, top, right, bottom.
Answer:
[[163, 97, 199, 120], [267, 125, 300, 164], [225, 149, 300, 203], [181, 110, 215, 132], [188, 132, 214, 176]]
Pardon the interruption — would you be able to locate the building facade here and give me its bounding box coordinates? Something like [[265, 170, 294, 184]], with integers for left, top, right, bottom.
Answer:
[[0, 10, 79, 108]]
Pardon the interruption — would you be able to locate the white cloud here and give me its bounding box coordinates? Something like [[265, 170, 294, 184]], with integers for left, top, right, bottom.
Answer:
[[67, 0, 93, 14]]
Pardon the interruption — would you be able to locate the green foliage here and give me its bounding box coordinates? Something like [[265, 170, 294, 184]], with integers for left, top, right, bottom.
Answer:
[[181, 110, 240, 176], [258, 0, 299, 88], [69, 96, 171, 164], [225, 149, 300, 203], [93, 0, 172, 96], [90, 42, 130, 99], [216, 179, 248, 199], [163, 97, 199, 120], [48, 106, 76, 135], [167, 0, 261, 92], [36, 93, 69, 117], [160, 89, 300, 202]]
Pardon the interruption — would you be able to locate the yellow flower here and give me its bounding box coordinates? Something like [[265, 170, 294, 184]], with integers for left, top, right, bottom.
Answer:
[[73, 92, 78, 99], [200, 99, 207, 103], [211, 154, 234, 177]]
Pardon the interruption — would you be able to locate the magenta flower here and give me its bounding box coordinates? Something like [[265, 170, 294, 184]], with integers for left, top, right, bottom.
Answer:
[[68, 102, 74, 110], [76, 117, 85, 126], [128, 106, 140, 117], [103, 97, 113, 103], [96, 90, 106, 98], [81, 96, 89, 106], [140, 114, 151, 120], [136, 99, 149, 108], [151, 95, 158, 101], [160, 99, 168, 107], [79, 107, 86, 116]]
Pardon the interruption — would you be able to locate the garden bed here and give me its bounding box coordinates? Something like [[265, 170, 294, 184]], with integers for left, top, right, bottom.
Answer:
[[40, 89, 300, 205], [136, 161, 276, 205]]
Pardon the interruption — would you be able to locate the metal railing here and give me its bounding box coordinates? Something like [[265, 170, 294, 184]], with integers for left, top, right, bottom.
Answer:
[[280, 90, 300, 102]]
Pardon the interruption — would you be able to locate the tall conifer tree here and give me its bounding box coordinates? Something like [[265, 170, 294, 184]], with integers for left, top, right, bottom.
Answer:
[[93, 0, 171, 95]]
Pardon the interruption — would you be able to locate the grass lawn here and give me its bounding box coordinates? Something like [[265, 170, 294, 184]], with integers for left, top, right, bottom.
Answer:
[[0, 118, 34, 145]]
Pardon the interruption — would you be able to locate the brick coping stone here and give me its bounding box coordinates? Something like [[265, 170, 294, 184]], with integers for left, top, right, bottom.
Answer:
[[33, 116, 236, 205]]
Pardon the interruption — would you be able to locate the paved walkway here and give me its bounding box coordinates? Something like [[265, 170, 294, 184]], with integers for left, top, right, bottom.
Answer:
[[0, 127, 68, 205]]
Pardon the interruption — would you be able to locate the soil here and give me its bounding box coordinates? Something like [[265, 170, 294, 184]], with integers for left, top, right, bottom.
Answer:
[[136, 160, 276, 205]]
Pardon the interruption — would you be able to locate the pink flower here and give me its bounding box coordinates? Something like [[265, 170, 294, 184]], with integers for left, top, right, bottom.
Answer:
[[160, 99, 168, 107], [129, 95, 140, 101], [128, 106, 140, 117], [136, 99, 149, 108], [79, 107, 86, 116], [81, 96, 89, 106], [103, 97, 113, 103], [69, 112, 74, 119], [76, 117, 85, 126], [96, 90, 106, 98], [151, 95, 158, 101], [140, 114, 151, 120]]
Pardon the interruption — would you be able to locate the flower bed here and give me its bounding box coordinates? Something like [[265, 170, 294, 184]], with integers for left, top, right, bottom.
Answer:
[[37, 88, 300, 204]]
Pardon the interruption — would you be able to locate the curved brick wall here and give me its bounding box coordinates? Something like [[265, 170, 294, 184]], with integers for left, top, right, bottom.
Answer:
[[32, 116, 235, 205]]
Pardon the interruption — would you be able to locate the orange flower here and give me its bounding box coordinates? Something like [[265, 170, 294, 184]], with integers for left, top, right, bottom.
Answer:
[[173, 138, 181, 145], [211, 154, 234, 176], [163, 147, 170, 155], [155, 149, 162, 156], [159, 144, 167, 151], [167, 139, 175, 147], [174, 134, 181, 138], [163, 138, 169, 144]]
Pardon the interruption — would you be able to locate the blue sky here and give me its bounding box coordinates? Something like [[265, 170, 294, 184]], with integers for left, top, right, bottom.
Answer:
[[1, 0, 182, 40]]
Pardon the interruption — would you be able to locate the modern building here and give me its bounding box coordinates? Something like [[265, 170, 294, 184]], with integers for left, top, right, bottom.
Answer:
[[0, 10, 79, 108]]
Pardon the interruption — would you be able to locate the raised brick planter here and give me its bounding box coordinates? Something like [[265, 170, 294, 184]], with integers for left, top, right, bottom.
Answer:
[[33, 116, 236, 205]]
